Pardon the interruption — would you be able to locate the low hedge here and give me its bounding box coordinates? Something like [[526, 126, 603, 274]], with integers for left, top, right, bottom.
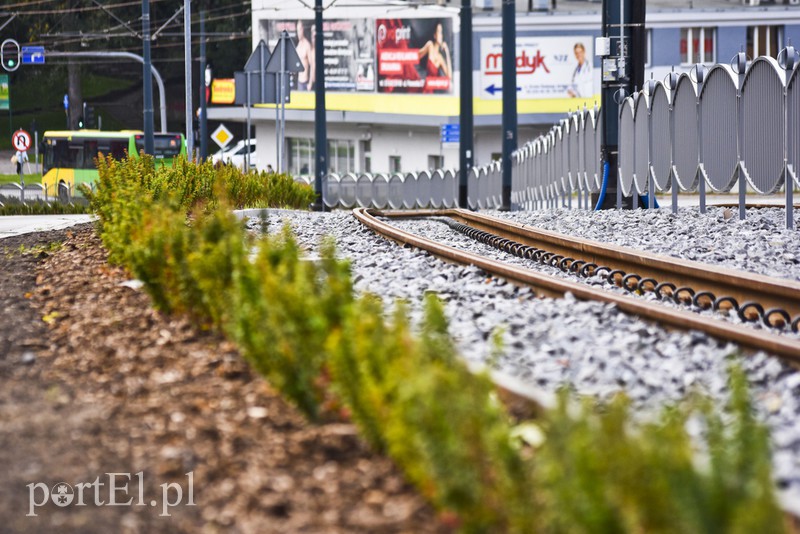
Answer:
[[88, 155, 785, 533]]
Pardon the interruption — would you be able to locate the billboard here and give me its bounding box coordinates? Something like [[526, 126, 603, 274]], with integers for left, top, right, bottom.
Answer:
[[480, 36, 597, 100], [376, 18, 454, 94], [264, 19, 374, 92]]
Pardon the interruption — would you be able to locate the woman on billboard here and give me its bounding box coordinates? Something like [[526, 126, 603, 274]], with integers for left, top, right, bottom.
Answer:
[[418, 22, 452, 92]]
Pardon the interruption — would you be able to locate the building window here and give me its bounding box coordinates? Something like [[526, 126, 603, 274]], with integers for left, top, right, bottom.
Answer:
[[288, 137, 314, 176], [680, 27, 715, 65], [428, 155, 443, 170], [748, 25, 781, 59], [288, 137, 354, 176], [328, 139, 355, 174], [389, 155, 401, 173], [360, 139, 371, 173]]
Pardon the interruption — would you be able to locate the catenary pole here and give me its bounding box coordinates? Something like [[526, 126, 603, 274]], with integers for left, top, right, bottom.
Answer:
[[459, 0, 473, 209], [184, 0, 194, 157], [312, 0, 327, 210], [501, 0, 517, 210], [199, 10, 208, 160], [142, 0, 154, 154]]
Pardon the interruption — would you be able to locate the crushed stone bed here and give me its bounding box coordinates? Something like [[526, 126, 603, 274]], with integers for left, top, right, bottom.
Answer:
[[251, 209, 800, 514]]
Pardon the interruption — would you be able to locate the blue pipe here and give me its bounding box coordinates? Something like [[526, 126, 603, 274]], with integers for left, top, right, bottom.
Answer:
[[594, 160, 610, 211]]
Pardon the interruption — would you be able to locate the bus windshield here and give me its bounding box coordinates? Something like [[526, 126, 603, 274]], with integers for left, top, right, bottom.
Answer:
[[134, 133, 184, 159]]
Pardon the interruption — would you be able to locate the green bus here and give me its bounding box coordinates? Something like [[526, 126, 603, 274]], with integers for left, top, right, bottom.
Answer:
[[42, 130, 186, 202]]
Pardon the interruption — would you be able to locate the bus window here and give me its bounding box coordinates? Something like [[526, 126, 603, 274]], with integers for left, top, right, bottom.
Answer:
[[43, 139, 73, 173], [108, 140, 128, 159], [83, 140, 99, 169], [70, 142, 85, 170], [135, 133, 184, 159]]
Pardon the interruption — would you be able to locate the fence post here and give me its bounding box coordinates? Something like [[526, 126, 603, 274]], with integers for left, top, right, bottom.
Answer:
[[779, 45, 797, 230]]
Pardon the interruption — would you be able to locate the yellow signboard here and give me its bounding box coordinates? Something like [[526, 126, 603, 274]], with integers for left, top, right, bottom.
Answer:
[[211, 79, 235, 105]]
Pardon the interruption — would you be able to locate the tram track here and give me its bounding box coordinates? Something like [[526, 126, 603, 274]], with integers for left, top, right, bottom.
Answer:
[[353, 207, 800, 364]]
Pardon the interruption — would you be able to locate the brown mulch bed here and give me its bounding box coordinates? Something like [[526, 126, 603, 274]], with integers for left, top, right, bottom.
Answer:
[[0, 225, 447, 533]]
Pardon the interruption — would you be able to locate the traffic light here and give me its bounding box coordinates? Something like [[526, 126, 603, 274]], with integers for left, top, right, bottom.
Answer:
[[1, 39, 21, 72], [84, 105, 95, 129]]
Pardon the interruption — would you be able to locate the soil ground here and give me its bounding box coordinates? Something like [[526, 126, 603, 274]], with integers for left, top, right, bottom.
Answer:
[[0, 224, 446, 533]]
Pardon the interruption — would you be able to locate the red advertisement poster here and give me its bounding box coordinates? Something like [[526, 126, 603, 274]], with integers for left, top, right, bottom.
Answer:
[[376, 18, 454, 94]]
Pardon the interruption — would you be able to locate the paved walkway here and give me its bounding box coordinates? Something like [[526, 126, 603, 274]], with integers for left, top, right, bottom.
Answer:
[[0, 215, 93, 239]]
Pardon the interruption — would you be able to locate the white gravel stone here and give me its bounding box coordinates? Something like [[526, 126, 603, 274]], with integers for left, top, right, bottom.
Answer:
[[246, 208, 800, 509]]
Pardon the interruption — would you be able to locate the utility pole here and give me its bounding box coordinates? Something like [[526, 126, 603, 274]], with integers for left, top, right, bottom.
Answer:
[[594, 0, 645, 209], [184, 0, 194, 157], [500, 0, 516, 210], [312, 0, 327, 210], [458, 0, 473, 209], [199, 10, 208, 160], [142, 0, 154, 154]]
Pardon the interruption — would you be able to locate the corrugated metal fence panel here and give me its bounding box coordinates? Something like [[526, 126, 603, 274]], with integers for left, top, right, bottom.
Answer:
[[388, 173, 404, 209], [568, 114, 581, 190], [340, 172, 357, 208], [443, 169, 456, 208], [700, 65, 739, 192], [372, 173, 389, 208], [324, 173, 340, 209], [633, 93, 650, 195], [592, 111, 602, 191], [789, 66, 800, 188], [467, 167, 480, 210], [672, 74, 700, 191], [650, 82, 672, 191], [741, 58, 785, 194], [618, 97, 636, 196], [416, 170, 432, 208], [356, 173, 373, 208], [430, 169, 445, 208], [403, 172, 418, 209]]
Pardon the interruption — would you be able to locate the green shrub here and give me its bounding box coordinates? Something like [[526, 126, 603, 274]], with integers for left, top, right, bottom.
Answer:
[[534, 365, 783, 534], [87, 152, 785, 534], [226, 227, 352, 420]]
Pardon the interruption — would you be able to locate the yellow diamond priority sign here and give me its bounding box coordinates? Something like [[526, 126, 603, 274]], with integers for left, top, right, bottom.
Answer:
[[211, 124, 234, 150]]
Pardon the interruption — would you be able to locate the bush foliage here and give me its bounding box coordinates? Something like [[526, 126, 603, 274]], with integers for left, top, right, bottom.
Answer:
[[90, 155, 785, 533]]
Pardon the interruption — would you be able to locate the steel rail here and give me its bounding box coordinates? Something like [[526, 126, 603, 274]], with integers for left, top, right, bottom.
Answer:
[[353, 208, 800, 363], [373, 208, 800, 330]]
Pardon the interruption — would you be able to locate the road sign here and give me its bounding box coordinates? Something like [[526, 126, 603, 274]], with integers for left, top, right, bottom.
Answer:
[[63, 94, 69, 110], [21, 46, 45, 65], [441, 123, 460, 144], [12, 129, 31, 151], [266, 31, 304, 74], [244, 40, 272, 73], [211, 124, 234, 149], [234, 71, 283, 105]]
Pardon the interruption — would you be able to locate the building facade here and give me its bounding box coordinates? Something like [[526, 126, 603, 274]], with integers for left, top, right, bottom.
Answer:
[[207, 0, 800, 177]]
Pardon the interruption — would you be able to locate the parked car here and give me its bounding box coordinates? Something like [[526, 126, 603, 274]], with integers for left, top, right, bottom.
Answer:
[[210, 139, 259, 170]]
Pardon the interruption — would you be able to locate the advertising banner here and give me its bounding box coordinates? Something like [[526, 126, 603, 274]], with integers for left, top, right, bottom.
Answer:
[[264, 19, 374, 92], [376, 18, 454, 94], [480, 36, 597, 100], [210, 79, 236, 104]]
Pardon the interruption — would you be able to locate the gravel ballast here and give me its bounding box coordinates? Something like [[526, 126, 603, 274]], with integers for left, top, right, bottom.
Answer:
[[247, 208, 800, 514]]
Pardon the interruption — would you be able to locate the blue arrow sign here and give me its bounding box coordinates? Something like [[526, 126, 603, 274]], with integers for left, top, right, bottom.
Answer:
[[21, 46, 45, 65], [63, 94, 69, 110], [441, 123, 460, 133], [484, 84, 521, 96]]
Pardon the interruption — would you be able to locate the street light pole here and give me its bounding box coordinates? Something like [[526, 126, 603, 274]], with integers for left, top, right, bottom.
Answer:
[[312, 0, 327, 210]]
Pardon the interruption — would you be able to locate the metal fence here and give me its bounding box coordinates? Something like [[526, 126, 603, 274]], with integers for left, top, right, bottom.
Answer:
[[299, 53, 798, 228]]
